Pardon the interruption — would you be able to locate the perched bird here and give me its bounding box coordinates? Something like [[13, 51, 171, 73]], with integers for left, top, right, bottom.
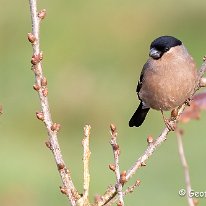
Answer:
[[129, 35, 197, 128]]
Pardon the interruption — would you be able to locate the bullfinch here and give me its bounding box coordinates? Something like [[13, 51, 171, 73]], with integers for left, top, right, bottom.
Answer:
[[129, 36, 197, 127]]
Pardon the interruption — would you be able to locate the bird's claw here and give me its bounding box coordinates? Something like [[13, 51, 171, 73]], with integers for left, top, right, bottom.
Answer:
[[161, 109, 177, 131]]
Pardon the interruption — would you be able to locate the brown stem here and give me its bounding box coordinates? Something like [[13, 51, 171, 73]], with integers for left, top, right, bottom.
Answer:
[[82, 125, 91, 205], [28, 0, 80, 205], [176, 129, 194, 206], [110, 124, 124, 206]]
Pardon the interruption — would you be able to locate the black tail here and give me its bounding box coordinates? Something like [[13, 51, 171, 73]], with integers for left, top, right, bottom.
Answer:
[[129, 102, 150, 127]]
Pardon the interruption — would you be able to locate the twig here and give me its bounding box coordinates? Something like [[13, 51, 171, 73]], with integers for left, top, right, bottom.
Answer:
[[110, 124, 124, 206], [82, 125, 91, 205], [124, 179, 141, 195], [196, 56, 206, 90], [28, 1, 80, 205], [103, 179, 141, 206], [126, 103, 187, 181], [93, 186, 116, 206], [176, 129, 194, 206], [96, 106, 185, 206]]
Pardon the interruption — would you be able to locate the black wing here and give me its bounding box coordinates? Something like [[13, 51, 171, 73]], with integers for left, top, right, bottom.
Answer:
[[136, 73, 143, 93], [136, 61, 149, 95]]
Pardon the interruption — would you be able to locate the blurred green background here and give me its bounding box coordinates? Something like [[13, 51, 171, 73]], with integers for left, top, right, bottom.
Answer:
[[0, 0, 206, 205]]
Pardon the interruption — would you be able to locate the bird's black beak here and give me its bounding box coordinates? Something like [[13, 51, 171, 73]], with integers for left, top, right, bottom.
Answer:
[[149, 48, 162, 59]]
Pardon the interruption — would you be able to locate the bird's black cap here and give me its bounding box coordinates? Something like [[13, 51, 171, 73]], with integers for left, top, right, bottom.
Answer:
[[150, 36, 182, 53], [149, 36, 182, 59]]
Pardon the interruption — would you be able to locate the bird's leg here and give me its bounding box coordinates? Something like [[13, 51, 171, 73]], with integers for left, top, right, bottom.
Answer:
[[160, 109, 176, 131]]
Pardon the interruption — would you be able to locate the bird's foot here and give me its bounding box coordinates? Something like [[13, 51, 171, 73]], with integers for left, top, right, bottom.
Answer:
[[161, 109, 177, 131]]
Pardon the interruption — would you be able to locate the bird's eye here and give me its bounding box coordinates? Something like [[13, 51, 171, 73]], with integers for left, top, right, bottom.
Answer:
[[165, 47, 169, 52]]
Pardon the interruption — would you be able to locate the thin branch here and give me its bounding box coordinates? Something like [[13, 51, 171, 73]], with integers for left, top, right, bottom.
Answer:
[[176, 129, 194, 206], [97, 108, 181, 206], [126, 103, 188, 181], [28, 1, 80, 205], [93, 186, 116, 206], [82, 125, 91, 205], [110, 124, 124, 206], [196, 56, 206, 90], [123, 179, 141, 196], [104, 179, 141, 206]]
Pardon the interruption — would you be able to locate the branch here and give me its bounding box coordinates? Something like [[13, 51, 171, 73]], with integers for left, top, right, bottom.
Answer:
[[110, 124, 124, 206], [196, 56, 206, 90], [126, 103, 186, 181], [123, 179, 141, 195], [104, 179, 141, 206], [28, 1, 80, 205], [176, 129, 194, 206], [82, 125, 91, 205]]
